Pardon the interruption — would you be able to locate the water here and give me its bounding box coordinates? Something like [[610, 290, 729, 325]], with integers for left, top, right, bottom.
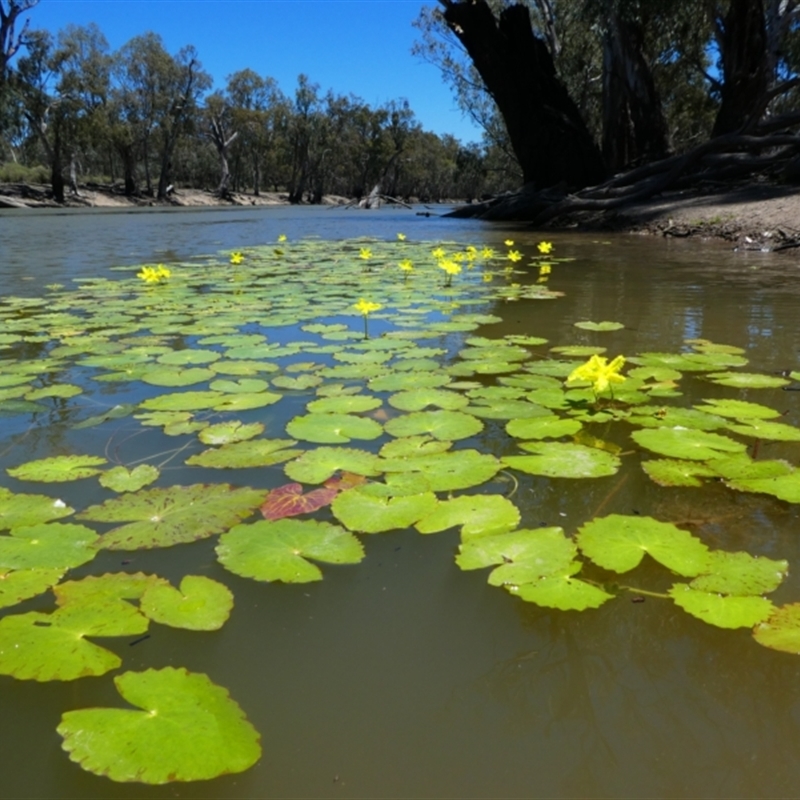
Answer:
[[1, 205, 800, 799]]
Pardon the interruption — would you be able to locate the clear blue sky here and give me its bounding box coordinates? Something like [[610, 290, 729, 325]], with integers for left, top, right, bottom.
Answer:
[[22, 0, 484, 144]]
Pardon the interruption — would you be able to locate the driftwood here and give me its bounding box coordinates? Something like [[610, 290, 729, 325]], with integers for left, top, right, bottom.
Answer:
[[446, 127, 800, 225], [339, 185, 413, 211]]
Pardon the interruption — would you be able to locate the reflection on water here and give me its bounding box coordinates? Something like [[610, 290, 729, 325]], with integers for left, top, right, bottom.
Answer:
[[1, 206, 800, 799]]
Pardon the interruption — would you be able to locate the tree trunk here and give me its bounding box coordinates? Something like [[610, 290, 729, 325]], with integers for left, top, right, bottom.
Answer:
[[712, 0, 769, 136], [50, 124, 64, 203], [439, 0, 606, 189], [601, 8, 669, 171]]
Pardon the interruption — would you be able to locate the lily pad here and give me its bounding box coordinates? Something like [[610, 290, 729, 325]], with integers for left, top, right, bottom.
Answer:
[[368, 372, 450, 392], [57, 667, 261, 782], [693, 398, 781, 420], [726, 472, 800, 503], [416, 494, 520, 538], [260, 483, 338, 520], [628, 406, 727, 430], [0, 487, 74, 529], [157, 349, 221, 366], [641, 459, 718, 487], [0, 567, 65, 609], [631, 427, 746, 460], [284, 447, 383, 484], [507, 567, 614, 610], [573, 320, 624, 331], [503, 442, 620, 478], [7, 455, 108, 483], [99, 465, 160, 493], [726, 420, 800, 441], [217, 518, 363, 582], [306, 395, 383, 414], [380, 449, 501, 492], [505, 416, 582, 440], [669, 584, 773, 629], [286, 413, 383, 444], [467, 400, 551, 420], [690, 551, 788, 596], [140, 576, 234, 631], [0, 523, 99, 570], [706, 372, 790, 389], [384, 410, 483, 441], [141, 368, 216, 387], [78, 484, 265, 550], [753, 604, 800, 654], [213, 391, 282, 412], [387, 389, 469, 412], [140, 391, 224, 412], [185, 439, 302, 469], [379, 436, 452, 459], [198, 421, 265, 445], [332, 488, 438, 533], [577, 514, 710, 576]]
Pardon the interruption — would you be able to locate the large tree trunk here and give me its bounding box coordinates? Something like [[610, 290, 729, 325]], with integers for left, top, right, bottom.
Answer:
[[712, 0, 769, 136], [439, 0, 606, 189], [601, 7, 669, 171]]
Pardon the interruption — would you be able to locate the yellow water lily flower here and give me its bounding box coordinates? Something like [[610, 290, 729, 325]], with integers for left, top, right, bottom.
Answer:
[[438, 259, 462, 276], [451, 252, 465, 263], [399, 259, 414, 272], [278, 234, 287, 242], [230, 251, 244, 265], [537, 241, 553, 254], [507, 250, 523, 262], [431, 246, 446, 259], [480, 247, 495, 260], [137, 264, 171, 284], [539, 263, 552, 275], [482, 272, 493, 283], [567, 354, 626, 393], [354, 298, 382, 315], [397, 232, 406, 241], [359, 247, 372, 260], [504, 239, 514, 246]]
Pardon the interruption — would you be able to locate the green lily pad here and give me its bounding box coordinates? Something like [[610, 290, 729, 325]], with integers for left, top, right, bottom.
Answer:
[[332, 488, 438, 533], [306, 395, 383, 414], [573, 320, 624, 331], [217, 518, 363, 582], [272, 374, 323, 390], [286, 413, 383, 444], [379, 436, 453, 459], [669, 584, 773, 629], [284, 447, 383, 484], [99, 465, 160, 493], [467, 400, 551, 420], [368, 372, 450, 392], [686, 338, 746, 355], [505, 416, 582, 440], [708, 453, 794, 481], [140, 576, 233, 631], [628, 406, 727, 430], [630, 352, 748, 372], [416, 494, 520, 538], [550, 345, 607, 356], [7, 455, 108, 483], [577, 514, 710, 576], [78, 484, 265, 550], [631, 427, 746, 460], [25, 384, 83, 400], [57, 667, 261, 782], [0, 487, 74, 529], [387, 389, 469, 412], [380, 449, 501, 492], [641, 459, 718, 487], [198, 421, 265, 445], [507, 567, 614, 610], [693, 398, 781, 420], [139, 391, 224, 412], [185, 439, 302, 469], [157, 349, 221, 366], [0, 567, 65, 609], [706, 372, 790, 389], [690, 551, 788, 596], [213, 391, 282, 412], [384, 410, 483, 441], [726, 472, 800, 503], [141, 368, 216, 387], [0, 523, 99, 570], [503, 442, 620, 478], [753, 604, 800, 654], [209, 378, 270, 394], [726, 420, 800, 441]]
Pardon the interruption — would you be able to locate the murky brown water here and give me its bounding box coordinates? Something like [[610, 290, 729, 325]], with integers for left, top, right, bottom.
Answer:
[[1, 206, 799, 799]]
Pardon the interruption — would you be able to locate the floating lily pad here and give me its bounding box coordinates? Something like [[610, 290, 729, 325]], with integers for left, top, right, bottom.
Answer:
[[157, 349, 221, 366], [507, 567, 614, 610], [467, 400, 551, 420], [387, 389, 469, 412], [272, 374, 323, 390], [100, 465, 160, 493], [628, 406, 727, 430], [79, 484, 265, 550], [631, 352, 748, 372], [577, 514, 710, 576], [631, 427, 746, 460], [209, 378, 270, 394], [380, 449, 501, 492], [708, 453, 794, 481], [503, 442, 620, 478], [140, 391, 224, 412], [0, 567, 65, 609], [641, 459, 718, 487], [0, 523, 99, 570], [726, 420, 800, 441], [505, 416, 582, 440], [416, 494, 520, 538], [306, 395, 383, 414], [141, 368, 216, 387], [690, 551, 788, 596], [140, 576, 233, 631], [379, 436, 452, 459], [550, 345, 607, 356], [286, 413, 383, 444], [213, 391, 282, 412], [669, 584, 773, 629], [332, 488, 438, 533], [706, 372, 790, 389], [368, 372, 450, 392], [0, 487, 74, 529], [185, 439, 302, 469], [753, 604, 800, 654], [573, 320, 624, 331], [260, 483, 338, 520], [25, 384, 83, 400], [8, 455, 108, 483], [284, 447, 383, 484], [686, 338, 746, 355], [726, 472, 800, 503], [384, 410, 483, 441], [217, 518, 363, 582], [693, 398, 781, 420], [57, 667, 261, 783], [198, 421, 265, 445]]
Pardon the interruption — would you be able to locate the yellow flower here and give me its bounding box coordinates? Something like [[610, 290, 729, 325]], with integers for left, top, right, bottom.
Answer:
[[398, 259, 414, 272], [537, 241, 553, 254], [451, 252, 465, 262], [482, 272, 493, 283], [466, 245, 477, 254], [278, 234, 288, 242], [397, 233, 406, 241], [354, 298, 382, 315], [359, 247, 372, 260], [230, 251, 244, 265], [431, 246, 446, 259], [438, 259, 462, 276], [481, 247, 495, 259], [507, 250, 523, 262], [567, 355, 626, 393], [137, 264, 170, 284], [539, 263, 552, 275], [504, 239, 514, 246]]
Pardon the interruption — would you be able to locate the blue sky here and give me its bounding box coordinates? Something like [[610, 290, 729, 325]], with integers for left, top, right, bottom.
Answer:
[[22, 0, 484, 144]]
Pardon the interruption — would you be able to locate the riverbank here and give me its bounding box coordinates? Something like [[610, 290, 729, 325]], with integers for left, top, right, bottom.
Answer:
[[2, 180, 799, 251]]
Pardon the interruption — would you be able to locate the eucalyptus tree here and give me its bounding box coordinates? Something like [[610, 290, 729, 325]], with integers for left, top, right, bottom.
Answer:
[[203, 91, 237, 196], [0, 0, 36, 86], [285, 74, 324, 203]]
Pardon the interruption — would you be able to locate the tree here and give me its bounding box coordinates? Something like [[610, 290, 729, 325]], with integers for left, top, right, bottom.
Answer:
[[0, 0, 36, 86], [203, 91, 237, 196]]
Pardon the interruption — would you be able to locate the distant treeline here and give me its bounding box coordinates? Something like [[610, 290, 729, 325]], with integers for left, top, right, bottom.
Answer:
[[0, 2, 506, 203]]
